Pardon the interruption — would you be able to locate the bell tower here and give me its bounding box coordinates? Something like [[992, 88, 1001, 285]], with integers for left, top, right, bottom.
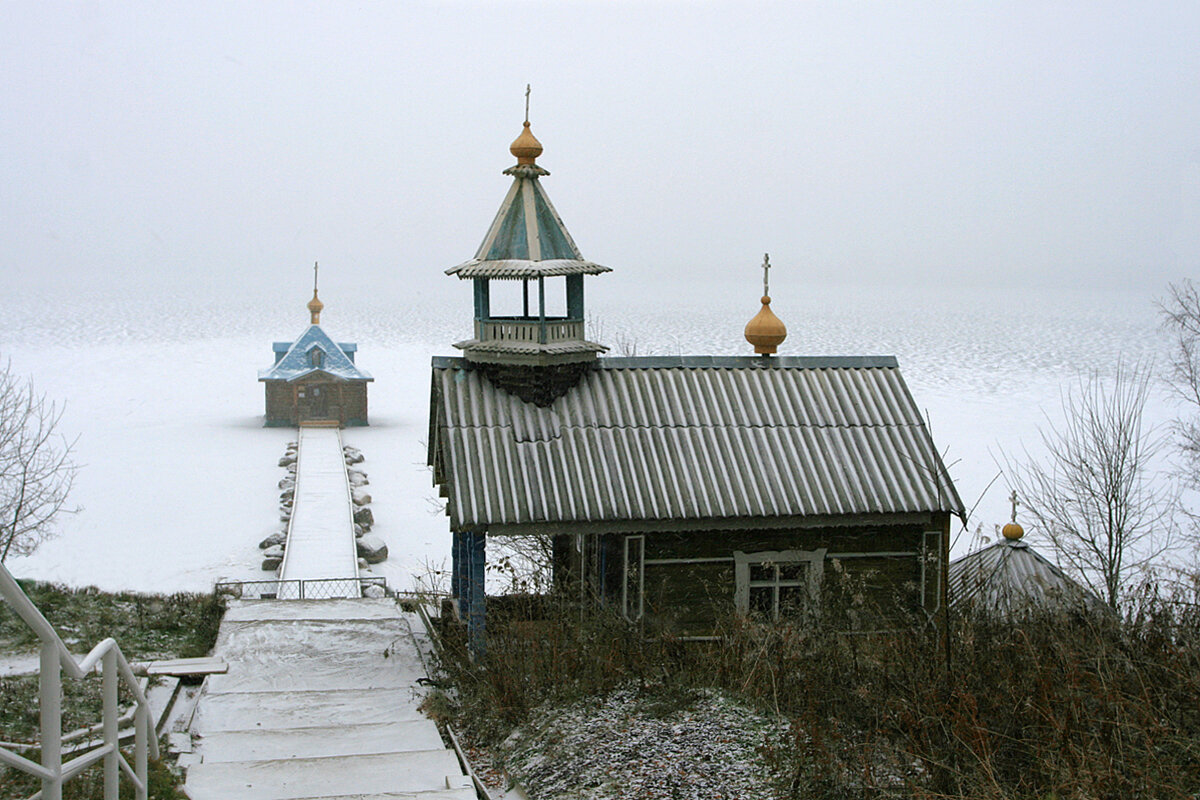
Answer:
[[446, 100, 610, 377]]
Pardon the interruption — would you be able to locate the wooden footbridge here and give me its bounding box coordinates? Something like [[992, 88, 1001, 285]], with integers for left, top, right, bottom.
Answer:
[[0, 422, 479, 800], [181, 424, 474, 798]]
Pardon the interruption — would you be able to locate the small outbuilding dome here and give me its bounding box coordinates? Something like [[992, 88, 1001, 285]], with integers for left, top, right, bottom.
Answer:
[[1002, 521, 1025, 540]]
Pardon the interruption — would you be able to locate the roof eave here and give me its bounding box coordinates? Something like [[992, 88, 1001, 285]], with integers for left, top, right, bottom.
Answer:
[[446, 259, 613, 279]]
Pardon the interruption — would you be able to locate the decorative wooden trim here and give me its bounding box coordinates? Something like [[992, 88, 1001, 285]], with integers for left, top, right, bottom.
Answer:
[[733, 548, 827, 616], [486, 512, 937, 537], [644, 551, 916, 567], [921, 530, 943, 615], [622, 535, 645, 623]]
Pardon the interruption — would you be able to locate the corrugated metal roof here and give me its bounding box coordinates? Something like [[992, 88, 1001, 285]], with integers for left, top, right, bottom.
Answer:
[[259, 325, 373, 383], [948, 539, 1103, 614], [444, 162, 612, 280], [429, 356, 964, 531]]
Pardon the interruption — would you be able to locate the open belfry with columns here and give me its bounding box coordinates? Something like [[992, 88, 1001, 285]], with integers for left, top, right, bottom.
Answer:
[[429, 109, 966, 653]]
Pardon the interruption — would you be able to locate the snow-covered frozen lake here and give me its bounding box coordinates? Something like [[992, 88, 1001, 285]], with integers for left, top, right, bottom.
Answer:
[[0, 278, 1177, 593]]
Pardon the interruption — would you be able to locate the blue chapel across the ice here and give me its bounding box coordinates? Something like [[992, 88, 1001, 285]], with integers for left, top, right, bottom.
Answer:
[[259, 280, 372, 427]]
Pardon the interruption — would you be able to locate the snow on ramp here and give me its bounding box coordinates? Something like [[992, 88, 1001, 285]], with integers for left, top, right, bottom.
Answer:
[[278, 426, 359, 589], [186, 599, 471, 800]]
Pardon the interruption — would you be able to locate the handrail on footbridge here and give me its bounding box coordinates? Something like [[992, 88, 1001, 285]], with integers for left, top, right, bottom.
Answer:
[[0, 562, 159, 800], [214, 575, 391, 600]]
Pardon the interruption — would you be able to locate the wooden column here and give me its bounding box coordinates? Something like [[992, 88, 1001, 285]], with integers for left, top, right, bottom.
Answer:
[[467, 530, 487, 659], [451, 531, 463, 600]]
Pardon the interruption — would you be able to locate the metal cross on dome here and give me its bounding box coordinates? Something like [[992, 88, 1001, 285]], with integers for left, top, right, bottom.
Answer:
[[313, 261, 319, 293], [1009, 489, 1020, 523], [762, 253, 771, 297]]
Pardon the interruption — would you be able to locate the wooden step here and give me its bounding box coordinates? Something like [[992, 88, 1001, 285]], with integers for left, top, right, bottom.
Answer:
[[196, 719, 445, 763], [147, 656, 228, 677], [192, 688, 426, 733], [183, 750, 471, 800]]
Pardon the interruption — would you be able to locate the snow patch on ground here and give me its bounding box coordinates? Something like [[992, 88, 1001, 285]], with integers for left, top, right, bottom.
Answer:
[[0, 650, 39, 676], [496, 688, 786, 800]]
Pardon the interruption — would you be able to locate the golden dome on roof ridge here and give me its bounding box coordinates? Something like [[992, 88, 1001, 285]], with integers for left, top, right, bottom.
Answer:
[[510, 121, 543, 165], [745, 295, 787, 354], [308, 289, 324, 325]]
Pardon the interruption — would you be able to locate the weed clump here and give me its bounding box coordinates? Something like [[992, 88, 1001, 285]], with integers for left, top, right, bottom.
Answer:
[[434, 579, 1200, 799]]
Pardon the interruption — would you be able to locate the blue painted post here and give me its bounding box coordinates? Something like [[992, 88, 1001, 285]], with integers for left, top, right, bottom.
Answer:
[[567, 274, 584, 320], [473, 279, 490, 320], [450, 531, 461, 601], [468, 530, 487, 659]]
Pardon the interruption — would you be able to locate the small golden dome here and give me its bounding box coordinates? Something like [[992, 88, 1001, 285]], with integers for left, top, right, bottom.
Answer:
[[1002, 521, 1025, 541], [510, 121, 543, 165], [307, 290, 324, 324], [745, 295, 787, 355]]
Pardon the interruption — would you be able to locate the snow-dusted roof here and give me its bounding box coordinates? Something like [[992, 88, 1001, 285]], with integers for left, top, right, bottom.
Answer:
[[428, 355, 964, 532], [259, 325, 372, 383], [446, 164, 612, 280], [949, 538, 1104, 615]]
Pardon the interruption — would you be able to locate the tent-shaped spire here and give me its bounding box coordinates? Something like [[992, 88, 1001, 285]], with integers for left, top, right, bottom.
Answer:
[[446, 123, 611, 280], [445, 107, 609, 374]]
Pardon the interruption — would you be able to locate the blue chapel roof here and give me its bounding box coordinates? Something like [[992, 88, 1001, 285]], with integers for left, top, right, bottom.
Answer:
[[259, 325, 372, 383]]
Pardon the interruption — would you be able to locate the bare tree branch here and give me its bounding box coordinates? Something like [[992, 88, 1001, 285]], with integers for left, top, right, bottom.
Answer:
[[1000, 363, 1177, 610], [1159, 279, 1200, 491], [0, 358, 79, 561]]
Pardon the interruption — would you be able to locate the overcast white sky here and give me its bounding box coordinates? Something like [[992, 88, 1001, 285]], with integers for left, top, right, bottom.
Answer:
[[2, 2, 1199, 299]]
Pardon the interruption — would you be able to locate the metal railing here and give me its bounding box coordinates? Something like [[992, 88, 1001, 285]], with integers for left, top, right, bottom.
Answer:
[[214, 576, 390, 600], [0, 562, 158, 800]]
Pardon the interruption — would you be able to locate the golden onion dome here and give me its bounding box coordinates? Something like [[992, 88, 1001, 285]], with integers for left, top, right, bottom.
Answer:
[[1002, 521, 1025, 541], [307, 290, 324, 324], [510, 121, 543, 165], [745, 295, 787, 355]]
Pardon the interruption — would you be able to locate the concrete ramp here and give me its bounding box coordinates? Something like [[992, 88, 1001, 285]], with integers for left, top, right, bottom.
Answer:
[[279, 426, 359, 591], [185, 599, 471, 800]]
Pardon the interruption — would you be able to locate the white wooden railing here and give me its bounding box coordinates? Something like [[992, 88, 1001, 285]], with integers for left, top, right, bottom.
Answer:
[[475, 318, 584, 345], [0, 562, 158, 800]]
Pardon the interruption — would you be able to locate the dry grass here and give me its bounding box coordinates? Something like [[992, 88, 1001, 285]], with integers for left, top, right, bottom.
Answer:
[[434, 575, 1200, 799]]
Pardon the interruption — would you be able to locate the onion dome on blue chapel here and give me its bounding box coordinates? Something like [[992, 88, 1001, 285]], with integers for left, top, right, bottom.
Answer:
[[446, 110, 610, 375]]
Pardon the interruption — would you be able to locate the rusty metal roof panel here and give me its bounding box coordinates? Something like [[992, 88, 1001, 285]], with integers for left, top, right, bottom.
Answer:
[[430, 356, 964, 530]]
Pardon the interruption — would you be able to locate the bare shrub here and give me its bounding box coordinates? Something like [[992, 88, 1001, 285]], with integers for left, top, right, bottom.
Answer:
[[0, 360, 79, 561], [1000, 363, 1177, 610], [434, 571, 1200, 799]]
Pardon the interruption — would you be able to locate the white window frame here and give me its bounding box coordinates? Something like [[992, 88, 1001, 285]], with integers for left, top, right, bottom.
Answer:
[[622, 535, 645, 622], [734, 549, 826, 619], [921, 531, 943, 615]]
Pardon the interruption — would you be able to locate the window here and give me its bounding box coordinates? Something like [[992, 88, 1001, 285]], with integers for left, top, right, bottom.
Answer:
[[309, 347, 324, 368], [622, 535, 644, 622], [734, 549, 826, 620]]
